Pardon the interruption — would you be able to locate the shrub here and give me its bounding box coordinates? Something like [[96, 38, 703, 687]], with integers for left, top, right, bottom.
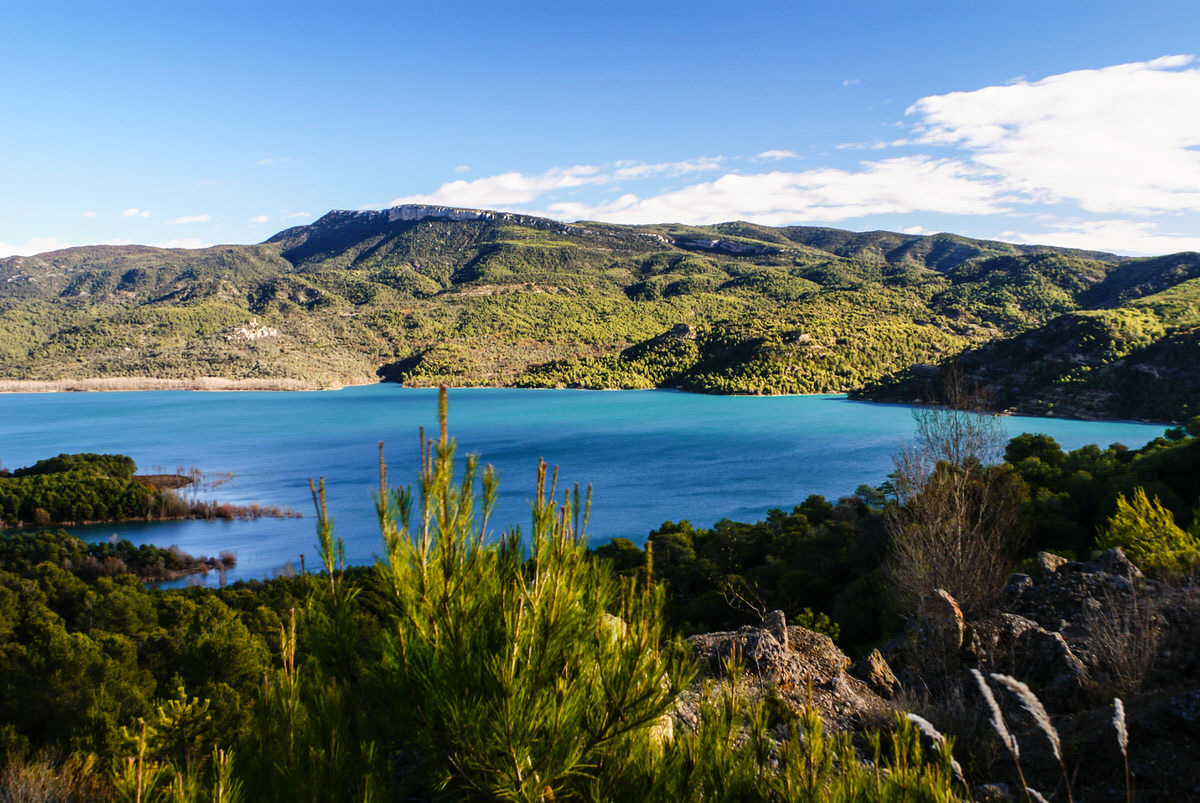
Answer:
[[1097, 487, 1200, 574]]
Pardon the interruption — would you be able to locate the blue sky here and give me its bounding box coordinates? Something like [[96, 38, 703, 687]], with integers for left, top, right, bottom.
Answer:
[[3, 0, 1200, 256]]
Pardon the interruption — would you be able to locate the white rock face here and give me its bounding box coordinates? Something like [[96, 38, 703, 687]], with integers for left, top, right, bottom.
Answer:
[[387, 204, 524, 224], [225, 319, 279, 341]]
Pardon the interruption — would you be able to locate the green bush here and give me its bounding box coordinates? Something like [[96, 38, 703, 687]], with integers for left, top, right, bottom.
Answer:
[[1097, 487, 1200, 573]]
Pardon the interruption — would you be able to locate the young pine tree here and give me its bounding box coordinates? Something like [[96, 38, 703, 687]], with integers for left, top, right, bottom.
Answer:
[[1098, 487, 1200, 574], [369, 388, 691, 799]]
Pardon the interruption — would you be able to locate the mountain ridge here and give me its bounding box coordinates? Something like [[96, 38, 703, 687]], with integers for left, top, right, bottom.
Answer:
[[2, 206, 1197, 421]]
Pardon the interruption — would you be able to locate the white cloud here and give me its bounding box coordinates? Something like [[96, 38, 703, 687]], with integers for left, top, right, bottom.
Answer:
[[250, 214, 270, 224], [538, 157, 1004, 225], [389, 159, 727, 209], [454, 164, 471, 173], [81, 211, 96, 218], [152, 238, 209, 250], [612, 158, 723, 179], [371, 57, 1200, 242], [121, 208, 152, 218], [835, 141, 889, 151], [901, 225, 935, 235], [907, 55, 1200, 214], [166, 214, 211, 225], [256, 158, 274, 166], [754, 149, 800, 161], [282, 211, 311, 219], [0, 237, 70, 257], [1004, 218, 1200, 256], [843, 78, 862, 87], [390, 164, 603, 207]]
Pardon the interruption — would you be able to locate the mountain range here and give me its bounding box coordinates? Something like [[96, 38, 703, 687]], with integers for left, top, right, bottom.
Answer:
[[2, 204, 1197, 421]]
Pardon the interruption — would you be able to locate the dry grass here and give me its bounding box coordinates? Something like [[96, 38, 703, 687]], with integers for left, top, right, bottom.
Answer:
[[0, 376, 353, 393], [1082, 585, 1166, 699], [0, 752, 108, 802]]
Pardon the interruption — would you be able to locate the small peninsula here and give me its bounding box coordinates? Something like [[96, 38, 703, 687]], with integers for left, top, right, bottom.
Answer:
[[0, 451, 297, 529]]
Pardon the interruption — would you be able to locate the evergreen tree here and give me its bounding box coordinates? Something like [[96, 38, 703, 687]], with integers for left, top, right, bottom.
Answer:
[[1098, 487, 1200, 573]]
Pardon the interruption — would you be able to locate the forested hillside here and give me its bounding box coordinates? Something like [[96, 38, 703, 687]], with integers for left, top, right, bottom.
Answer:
[[2, 204, 1196, 420]]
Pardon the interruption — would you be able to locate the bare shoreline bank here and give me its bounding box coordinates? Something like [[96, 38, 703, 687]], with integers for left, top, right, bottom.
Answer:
[[0, 377, 376, 393]]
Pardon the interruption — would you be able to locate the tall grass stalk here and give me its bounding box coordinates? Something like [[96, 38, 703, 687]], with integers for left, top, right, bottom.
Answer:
[[1113, 698, 1131, 803], [990, 674, 1072, 803], [971, 669, 1033, 802]]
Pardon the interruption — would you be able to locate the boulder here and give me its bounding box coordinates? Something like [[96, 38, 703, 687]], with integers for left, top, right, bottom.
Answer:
[[686, 622, 891, 732], [911, 588, 965, 676], [1036, 551, 1069, 576], [763, 609, 788, 649], [851, 649, 900, 700], [964, 613, 1090, 708]]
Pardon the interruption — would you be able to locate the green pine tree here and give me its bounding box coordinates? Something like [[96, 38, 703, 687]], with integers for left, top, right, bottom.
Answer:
[[1098, 487, 1200, 573]]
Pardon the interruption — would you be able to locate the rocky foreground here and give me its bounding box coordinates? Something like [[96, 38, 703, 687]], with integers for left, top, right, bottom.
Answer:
[[681, 549, 1200, 801]]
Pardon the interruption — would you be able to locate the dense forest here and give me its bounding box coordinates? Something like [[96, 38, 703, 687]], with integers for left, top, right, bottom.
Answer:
[[0, 392, 1196, 800], [2, 205, 1198, 421]]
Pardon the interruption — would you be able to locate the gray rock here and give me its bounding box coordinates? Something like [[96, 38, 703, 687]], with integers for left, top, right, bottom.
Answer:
[[964, 613, 1089, 708], [763, 610, 788, 649], [1091, 547, 1143, 581], [685, 624, 890, 733], [914, 588, 965, 675], [1036, 551, 1069, 575]]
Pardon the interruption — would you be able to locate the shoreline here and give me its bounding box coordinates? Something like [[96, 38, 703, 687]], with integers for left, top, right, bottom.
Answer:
[[0, 376, 1177, 426], [0, 376, 374, 393]]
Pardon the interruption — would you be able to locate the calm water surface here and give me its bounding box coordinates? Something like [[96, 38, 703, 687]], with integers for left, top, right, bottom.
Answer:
[[0, 386, 1168, 584]]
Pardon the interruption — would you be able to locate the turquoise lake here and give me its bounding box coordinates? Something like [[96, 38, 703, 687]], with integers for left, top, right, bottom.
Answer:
[[0, 385, 1169, 584]]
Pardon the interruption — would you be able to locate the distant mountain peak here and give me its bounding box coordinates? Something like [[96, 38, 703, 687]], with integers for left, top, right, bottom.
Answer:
[[308, 205, 558, 230]]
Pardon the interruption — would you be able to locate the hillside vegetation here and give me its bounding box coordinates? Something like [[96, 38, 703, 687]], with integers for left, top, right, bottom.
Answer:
[[2, 204, 1197, 419]]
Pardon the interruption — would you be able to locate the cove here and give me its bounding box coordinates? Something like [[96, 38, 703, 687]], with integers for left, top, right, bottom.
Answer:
[[0, 385, 1168, 585]]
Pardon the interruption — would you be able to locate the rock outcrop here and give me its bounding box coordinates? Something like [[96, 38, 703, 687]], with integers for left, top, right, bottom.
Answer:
[[683, 612, 894, 733]]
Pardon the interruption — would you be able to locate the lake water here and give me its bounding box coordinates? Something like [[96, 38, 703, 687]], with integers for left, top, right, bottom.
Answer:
[[0, 385, 1168, 584]]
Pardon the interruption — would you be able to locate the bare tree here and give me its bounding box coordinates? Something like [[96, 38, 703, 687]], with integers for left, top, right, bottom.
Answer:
[[885, 367, 1028, 615]]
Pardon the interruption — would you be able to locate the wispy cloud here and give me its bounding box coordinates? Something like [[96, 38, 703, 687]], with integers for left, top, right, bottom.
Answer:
[[537, 157, 1003, 225], [152, 238, 209, 250], [81, 211, 96, 218], [282, 211, 311, 219], [120, 208, 151, 218], [166, 214, 212, 225], [0, 237, 70, 257], [612, 158, 723, 179], [1003, 218, 1200, 255], [454, 164, 471, 173], [835, 141, 890, 151], [843, 78, 862, 87], [256, 157, 291, 167], [250, 214, 270, 224], [391, 164, 604, 207], [389, 159, 726, 209], [754, 150, 800, 161]]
